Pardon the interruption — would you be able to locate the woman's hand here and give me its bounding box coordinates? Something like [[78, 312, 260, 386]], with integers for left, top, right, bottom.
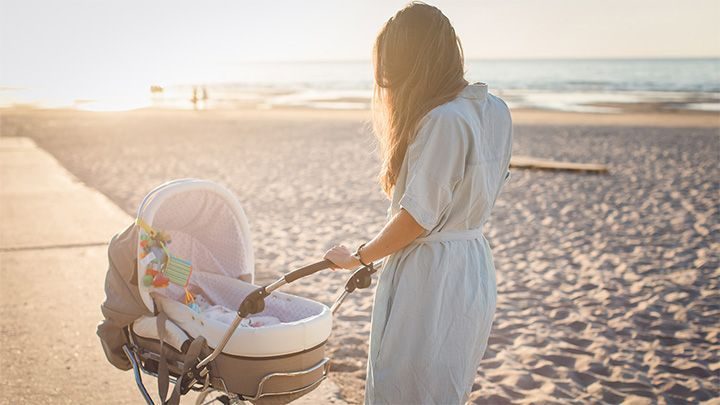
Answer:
[[324, 245, 361, 270], [323, 209, 424, 271]]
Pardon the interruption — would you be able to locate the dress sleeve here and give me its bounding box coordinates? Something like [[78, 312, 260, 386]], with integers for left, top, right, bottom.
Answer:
[[399, 110, 468, 231]]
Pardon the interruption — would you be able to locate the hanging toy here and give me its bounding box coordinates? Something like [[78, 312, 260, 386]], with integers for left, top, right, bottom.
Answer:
[[157, 231, 172, 244], [150, 246, 165, 263], [184, 289, 198, 312], [164, 254, 193, 287], [136, 218, 194, 301], [152, 273, 170, 287]]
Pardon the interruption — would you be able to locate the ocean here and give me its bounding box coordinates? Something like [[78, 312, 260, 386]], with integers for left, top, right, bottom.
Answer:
[[153, 58, 720, 113], [5, 58, 720, 113]]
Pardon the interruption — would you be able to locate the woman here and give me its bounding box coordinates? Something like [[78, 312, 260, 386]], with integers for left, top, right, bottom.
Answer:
[[324, 2, 512, 404]]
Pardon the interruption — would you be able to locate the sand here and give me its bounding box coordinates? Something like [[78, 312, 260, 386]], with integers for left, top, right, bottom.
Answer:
[[1, 107, 718, 404]]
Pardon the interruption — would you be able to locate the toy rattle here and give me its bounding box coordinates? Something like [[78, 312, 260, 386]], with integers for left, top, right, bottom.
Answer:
[[136, 218, 196, 307]]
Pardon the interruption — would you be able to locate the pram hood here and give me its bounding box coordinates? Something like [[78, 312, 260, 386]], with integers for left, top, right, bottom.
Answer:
[[136, 179, 254, 312]]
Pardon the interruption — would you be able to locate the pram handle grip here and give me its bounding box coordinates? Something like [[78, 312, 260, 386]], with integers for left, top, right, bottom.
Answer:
[[330, 261, 381, 314], [343, 262, 378, 292], [284, 260, 334, 284]]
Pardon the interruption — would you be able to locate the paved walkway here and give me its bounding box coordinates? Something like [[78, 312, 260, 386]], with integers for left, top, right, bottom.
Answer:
[[0, 137, 346, 404]]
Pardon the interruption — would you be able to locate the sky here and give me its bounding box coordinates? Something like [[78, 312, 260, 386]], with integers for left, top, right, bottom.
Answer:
[[1, 0, 719, 106]]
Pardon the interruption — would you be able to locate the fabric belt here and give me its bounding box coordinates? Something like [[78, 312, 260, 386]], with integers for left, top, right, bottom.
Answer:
[[412, 227, 484, 244]]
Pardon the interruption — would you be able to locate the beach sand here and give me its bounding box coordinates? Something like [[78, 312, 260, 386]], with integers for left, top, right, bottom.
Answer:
[[1, 107, 718, 404]]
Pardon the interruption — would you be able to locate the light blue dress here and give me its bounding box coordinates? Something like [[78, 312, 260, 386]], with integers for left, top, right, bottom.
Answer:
[[365, 83, 513, 404]]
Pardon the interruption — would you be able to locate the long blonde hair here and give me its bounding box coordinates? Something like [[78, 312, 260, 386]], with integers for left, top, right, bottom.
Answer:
[[373, 2, 467, 196]]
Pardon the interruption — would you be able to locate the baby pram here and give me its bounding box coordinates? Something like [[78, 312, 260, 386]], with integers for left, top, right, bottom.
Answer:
[[97, 179, 378, 404]]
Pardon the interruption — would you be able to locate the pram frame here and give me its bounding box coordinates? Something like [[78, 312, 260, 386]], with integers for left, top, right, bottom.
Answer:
[[124, 259, 380, 405], [123, 342, 330, 404]]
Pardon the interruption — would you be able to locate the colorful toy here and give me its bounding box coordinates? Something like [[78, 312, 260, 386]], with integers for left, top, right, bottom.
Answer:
[[185, 289, 198, 310], [136, 218, 196, 308], [165, 256, 192, 287], [152, 274, 170, 288]]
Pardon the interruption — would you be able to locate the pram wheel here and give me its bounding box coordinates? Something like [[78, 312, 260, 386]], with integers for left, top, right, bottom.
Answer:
[[196, 389, 244, 405]]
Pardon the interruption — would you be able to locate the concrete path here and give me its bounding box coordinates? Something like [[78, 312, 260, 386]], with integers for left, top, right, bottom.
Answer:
[[0, 137, 346, 404]]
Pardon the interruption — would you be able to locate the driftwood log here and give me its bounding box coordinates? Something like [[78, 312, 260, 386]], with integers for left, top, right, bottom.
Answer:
[[510, 156, 608, 173]]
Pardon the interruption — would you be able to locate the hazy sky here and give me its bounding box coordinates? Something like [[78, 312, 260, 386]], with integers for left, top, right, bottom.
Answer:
[[1, 0, 718, 104]]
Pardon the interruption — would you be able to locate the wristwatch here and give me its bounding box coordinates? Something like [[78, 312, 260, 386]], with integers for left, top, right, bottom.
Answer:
[[352, 243, 371, 267]]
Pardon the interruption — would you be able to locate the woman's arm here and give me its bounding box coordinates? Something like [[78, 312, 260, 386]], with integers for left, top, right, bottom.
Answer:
[[324, 208, 425, 269]]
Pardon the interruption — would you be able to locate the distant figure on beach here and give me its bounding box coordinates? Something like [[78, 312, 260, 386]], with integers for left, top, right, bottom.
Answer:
[[324, 2, 512, 404], [191, 86, 199, 110], [190, 86, 209, 110]]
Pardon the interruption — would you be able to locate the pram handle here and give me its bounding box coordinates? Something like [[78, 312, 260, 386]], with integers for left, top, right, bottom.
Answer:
[[284, 259, 334, 283], [234, 260, 335, 318], [232, 260, 333, 320]]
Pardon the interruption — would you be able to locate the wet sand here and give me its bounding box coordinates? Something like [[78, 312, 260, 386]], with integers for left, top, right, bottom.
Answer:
[[1, 107, 718, 404]]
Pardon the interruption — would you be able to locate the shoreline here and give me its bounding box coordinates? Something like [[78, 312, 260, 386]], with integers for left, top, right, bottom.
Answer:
[[1, 105, 718, 128]]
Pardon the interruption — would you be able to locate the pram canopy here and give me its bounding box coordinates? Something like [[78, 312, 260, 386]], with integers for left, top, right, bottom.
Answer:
[[136, 179, 254, 312]]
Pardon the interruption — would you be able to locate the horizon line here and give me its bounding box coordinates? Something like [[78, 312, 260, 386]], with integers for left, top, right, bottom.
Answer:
[[218, 56, 720, 64]]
